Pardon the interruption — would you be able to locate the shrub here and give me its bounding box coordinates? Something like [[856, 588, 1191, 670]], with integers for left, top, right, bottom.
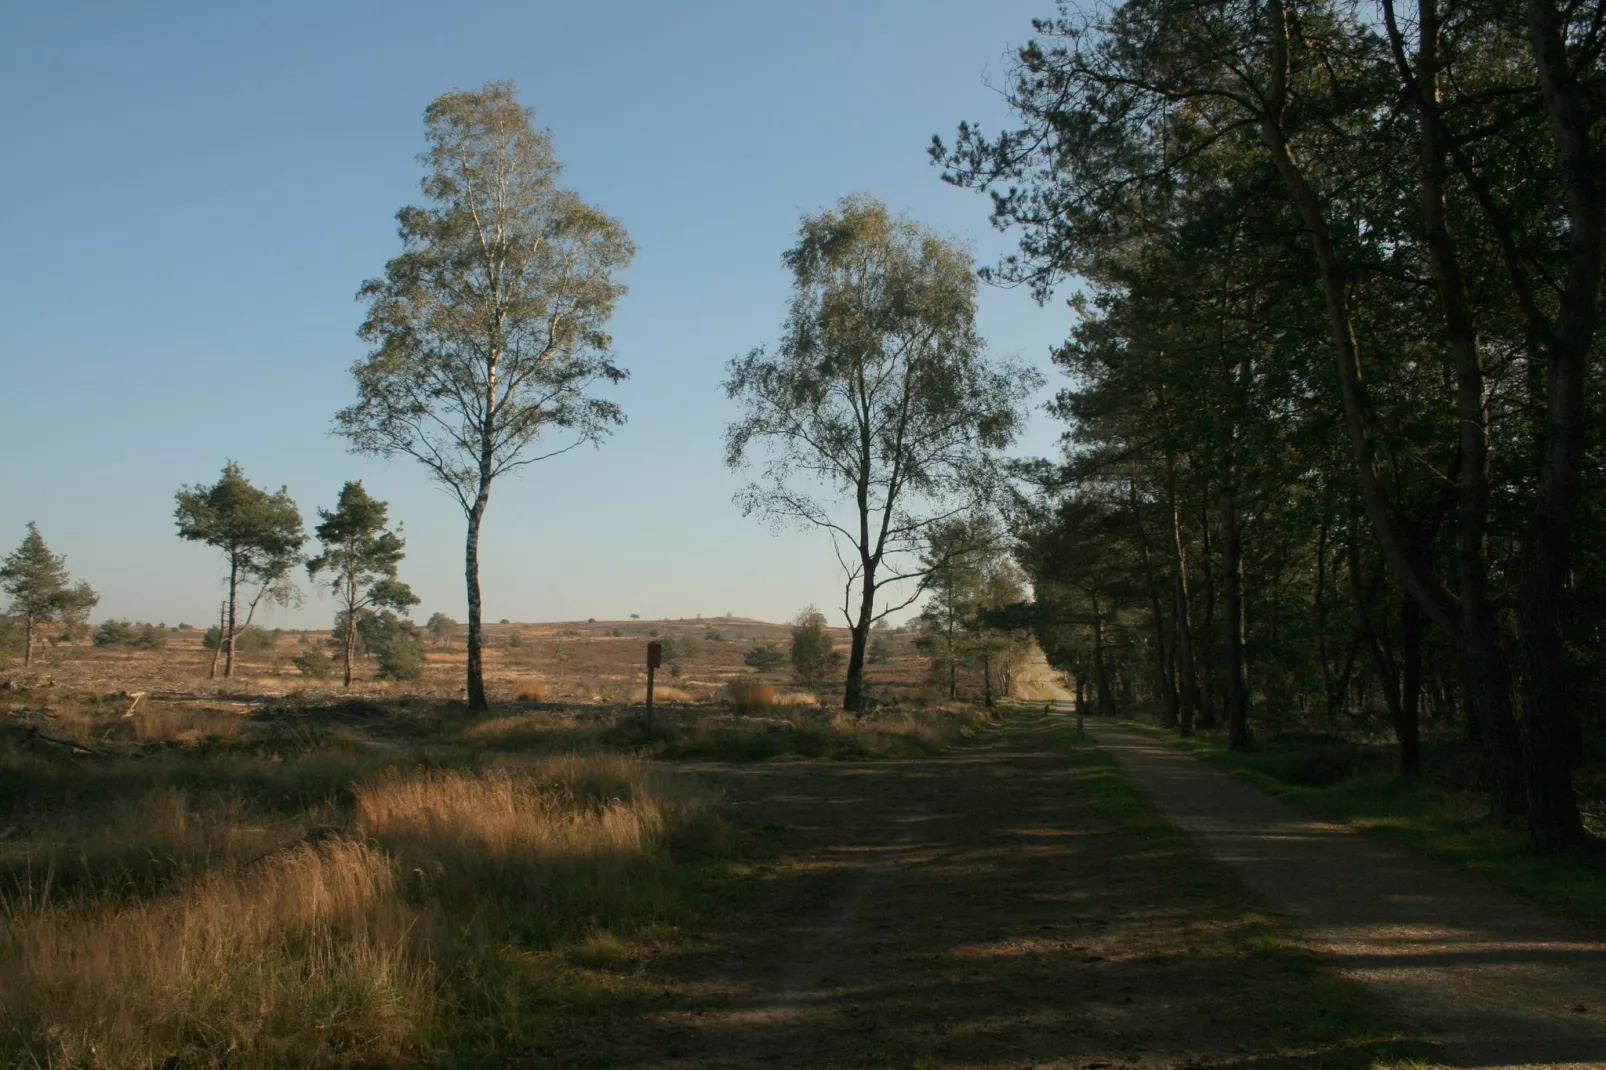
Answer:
[[791, 608, 842, 689], [727, 680, 776, 713], [743, 645, 786, 672], [508, 630, 524, 648], [704, 629, 724, 642], [869, 635, 895, 664], [425, 611, 457, 648], [0, 616, 23, 658], [659, 634, 702, 663], [515, 678, 547, 702], [202, 625, 277, 652], [292, 648, 334, 679], [92, 620, 167, 650]]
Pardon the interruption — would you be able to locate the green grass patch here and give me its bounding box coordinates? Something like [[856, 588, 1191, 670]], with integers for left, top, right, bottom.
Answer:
[[1121, 720, 1606, 928]]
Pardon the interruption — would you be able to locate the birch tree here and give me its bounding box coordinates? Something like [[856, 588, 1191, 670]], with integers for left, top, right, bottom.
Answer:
[[724, 196, 1038, 711], [337, 82, 634, 710]]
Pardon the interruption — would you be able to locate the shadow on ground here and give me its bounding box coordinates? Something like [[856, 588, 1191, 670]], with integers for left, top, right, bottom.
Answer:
[[548, 717, 1441, 1069]]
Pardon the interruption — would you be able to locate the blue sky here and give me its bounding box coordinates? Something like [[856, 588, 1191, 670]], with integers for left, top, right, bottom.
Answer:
[[0, 1, 1075, 630]]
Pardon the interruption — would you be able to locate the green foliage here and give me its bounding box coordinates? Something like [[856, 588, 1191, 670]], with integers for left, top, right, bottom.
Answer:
[[0, 523, 99, 662], [357, 611, 425, 681], [204, 626, 278, 653], [0, 617, 25, 658], [291, 648, 335, 679], [658, 634, 701, 663], [92, 620, 167, 650], [507, 630, 523, 648], [724, 197, 1040, 708], [705, 629, 724, 642], [336, 81, 635, 712], [425, 612, 457, 647], [743, 645, 786, 672], [790, 608, 842, 690], [174, 464, 304, 676], [307, 484, 417, 613], [308, 481, 418, 685], [868, 636, 895, 665]]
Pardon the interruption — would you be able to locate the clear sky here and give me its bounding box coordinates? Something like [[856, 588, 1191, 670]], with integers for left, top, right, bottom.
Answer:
[[0, 1, 1075, 631]]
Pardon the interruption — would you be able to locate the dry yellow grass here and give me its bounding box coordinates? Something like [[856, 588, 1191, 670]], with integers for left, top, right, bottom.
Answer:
[[0, 753, 715, 1068], [513, 676, 547, 702], [631, 684, 692, 703], [132, 705, 250, 743], [357, 762, 671, 862], [2, 837, 430, 1068], [727, 679, 777, 712]]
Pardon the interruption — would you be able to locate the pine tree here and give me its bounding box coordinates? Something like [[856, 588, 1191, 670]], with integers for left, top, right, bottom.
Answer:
[[0, 523, 98, 666], [307, 482, 419, 687]]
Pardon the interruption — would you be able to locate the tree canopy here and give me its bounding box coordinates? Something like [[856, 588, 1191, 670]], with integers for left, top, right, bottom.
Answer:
[[725, 195, 1040, 710], [0, 523, 98, 666], [338, 81, 634, 710]]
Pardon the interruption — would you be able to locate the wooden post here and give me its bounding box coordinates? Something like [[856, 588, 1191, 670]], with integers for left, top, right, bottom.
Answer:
[[646, 641, 662, 736]]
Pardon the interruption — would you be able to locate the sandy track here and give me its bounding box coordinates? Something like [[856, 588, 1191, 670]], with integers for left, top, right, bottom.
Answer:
[[560, 718, 1438, 1069], [1083, 717, 1606, 1069]]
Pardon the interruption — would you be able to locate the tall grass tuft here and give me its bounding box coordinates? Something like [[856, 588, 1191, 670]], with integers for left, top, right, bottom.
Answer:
[[0, 752, 723, 1067], [727, 679, 777, 712]]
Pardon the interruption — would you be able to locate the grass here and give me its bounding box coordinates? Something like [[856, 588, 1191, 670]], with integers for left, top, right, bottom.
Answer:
[[1120, 719, 1606, 928], [649, 703, 994, 762], [0, 701, 742, 1068]]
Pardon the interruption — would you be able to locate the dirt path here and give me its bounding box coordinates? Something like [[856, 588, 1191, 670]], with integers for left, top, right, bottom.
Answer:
[[565, 717, 1434, 1069], [1081, 716, 1606, 1069]]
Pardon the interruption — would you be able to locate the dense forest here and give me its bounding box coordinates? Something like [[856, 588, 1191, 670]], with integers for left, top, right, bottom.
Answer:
[[934, 0, 1605, 848]]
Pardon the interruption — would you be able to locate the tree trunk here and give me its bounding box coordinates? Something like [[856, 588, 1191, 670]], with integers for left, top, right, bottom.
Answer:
[[1261, 0, 1523, 814], [1399, 593, 1424, 780], [22, 612, 33, 667], [1512, 0, 1597, 848], [465, 490, 489, 711], [1090, 589, 1115, 718], [1131, 482, 1177, 726], [844, 561, 876, 713], [343, 596, 358, 689], [224, 555, 239, 679], [947, 594, 958, 701], [1219, 479, 1250, 750], [1169, 469, 1198, 737], [208, 600, 225, 679], [1196, 504, 1219, 730]]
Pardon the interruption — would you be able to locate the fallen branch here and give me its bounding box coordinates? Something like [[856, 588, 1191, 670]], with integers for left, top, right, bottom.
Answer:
[[18, 725, 105, 757]]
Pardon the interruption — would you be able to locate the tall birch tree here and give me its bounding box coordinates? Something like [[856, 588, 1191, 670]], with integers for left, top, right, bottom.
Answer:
[[724, 196, 1038, 711], [337, 82, 634, 710]]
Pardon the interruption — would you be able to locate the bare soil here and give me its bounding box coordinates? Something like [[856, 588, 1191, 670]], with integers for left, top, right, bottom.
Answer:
[[550, 714, 1432, 1069]]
